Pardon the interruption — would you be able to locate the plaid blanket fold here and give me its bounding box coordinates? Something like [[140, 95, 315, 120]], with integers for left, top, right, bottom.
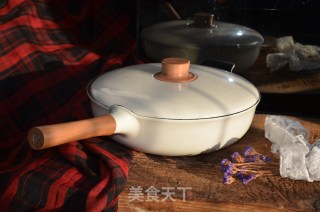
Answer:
[[0, 0, 136, 210]]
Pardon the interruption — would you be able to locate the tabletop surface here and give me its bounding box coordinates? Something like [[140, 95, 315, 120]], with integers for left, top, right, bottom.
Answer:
[[118, 114, 320, 211]]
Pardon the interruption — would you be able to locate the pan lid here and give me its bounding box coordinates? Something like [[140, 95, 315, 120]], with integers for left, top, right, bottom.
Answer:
[[141, 13, 264, 49], [89, 58, 260, 120]]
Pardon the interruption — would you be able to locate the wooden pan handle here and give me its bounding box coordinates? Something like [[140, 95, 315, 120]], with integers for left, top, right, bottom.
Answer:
[[28, 114, 116, 150]]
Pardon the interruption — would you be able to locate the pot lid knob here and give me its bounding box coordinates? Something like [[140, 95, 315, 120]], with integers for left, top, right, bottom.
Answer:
[[193, 13, 215, 28], [154, 58, 197, 82]]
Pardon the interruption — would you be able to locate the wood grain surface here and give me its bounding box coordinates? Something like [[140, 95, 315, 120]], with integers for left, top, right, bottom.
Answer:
[[118, 114, 320, 211]]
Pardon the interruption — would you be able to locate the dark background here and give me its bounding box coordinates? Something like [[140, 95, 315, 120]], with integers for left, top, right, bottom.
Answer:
[[135, 0, 320, 118], [136, 0, 320, 45]]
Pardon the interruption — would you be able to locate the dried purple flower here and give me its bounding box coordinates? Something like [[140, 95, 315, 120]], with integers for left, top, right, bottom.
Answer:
[[236, 171, 243, 177], [242, 174, 255, 185], [231, 152, 240, 160], [231, 151, 245, 163], [243, 146, 257, 157], [221, 162, 235, 175], [245, 154, 260, 162], [226, 164, 235, 175], [221, 158, 229, 165], [220, 159, 229, 171], [220, 146, 276, 185], [223, 173, 236, 184], [237, 173, 255, 185], [260, 155, 272, 163]]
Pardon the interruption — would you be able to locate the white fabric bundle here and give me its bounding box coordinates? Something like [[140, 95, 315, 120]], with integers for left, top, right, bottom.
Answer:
[[266, 36, 320, 72]]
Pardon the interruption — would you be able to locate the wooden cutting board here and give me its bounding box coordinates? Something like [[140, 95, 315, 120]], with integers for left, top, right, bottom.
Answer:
[[118, 114, 320, 211]]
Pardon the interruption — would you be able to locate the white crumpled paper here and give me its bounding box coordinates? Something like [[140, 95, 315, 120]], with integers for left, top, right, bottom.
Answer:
[[264, 115, 320, 182], [266, 36, 320, 72]]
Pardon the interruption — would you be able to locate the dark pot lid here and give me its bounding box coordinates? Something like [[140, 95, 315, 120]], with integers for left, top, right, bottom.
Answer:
[[141, 13, 264, 49]]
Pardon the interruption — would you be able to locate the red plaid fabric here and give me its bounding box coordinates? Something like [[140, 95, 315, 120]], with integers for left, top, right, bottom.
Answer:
[[0, 0, 136, 211]]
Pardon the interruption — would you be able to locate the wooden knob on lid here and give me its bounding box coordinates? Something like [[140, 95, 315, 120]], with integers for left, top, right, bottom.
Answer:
[[154, 58, 197, 82], [193, 13, 215, 28]]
